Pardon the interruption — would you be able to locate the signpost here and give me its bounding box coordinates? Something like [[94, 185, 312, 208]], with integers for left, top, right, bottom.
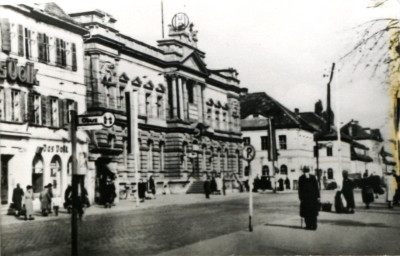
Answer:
[[71, 110, 116, 255], [242, 145, 256, 232]]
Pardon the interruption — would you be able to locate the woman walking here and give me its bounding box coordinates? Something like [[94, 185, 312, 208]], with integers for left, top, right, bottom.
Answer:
[[24, 185, 34, 220], [385, 170, 398, 209]]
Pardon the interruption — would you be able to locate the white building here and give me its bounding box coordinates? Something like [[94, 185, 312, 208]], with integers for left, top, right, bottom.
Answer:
[[241, 92, 316, 190], [0, 4, 89, 207]]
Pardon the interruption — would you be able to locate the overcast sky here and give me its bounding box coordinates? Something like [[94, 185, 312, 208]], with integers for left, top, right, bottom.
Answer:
[[10, 0, 399, 140]]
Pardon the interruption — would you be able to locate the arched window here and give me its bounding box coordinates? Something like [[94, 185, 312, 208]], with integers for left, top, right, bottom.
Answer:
[[147, 140, 153, 171], [262, 165, 270, 176], [50, 155, 62, 195], [328, 168, 334, 179], [280, 165, 288, 175], [160, 141, 165, 171], [32, 154, 44, 193]]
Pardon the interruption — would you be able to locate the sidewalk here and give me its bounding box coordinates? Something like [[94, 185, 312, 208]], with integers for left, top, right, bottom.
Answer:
[[1, 192, 252, 226], [156, 193, 400, 255]]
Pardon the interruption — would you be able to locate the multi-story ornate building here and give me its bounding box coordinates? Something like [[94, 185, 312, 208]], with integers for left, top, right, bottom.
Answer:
[[68, 11, 244, 200], [0, 4, 88, 206]]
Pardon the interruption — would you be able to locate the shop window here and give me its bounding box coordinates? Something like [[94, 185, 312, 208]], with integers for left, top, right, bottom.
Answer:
[[279, 135, 287, 150], [32, 155, 44, 193], [327, 147, 333, 156], [0, 87, 4, 120], [261, 136, 269, 150], [243, 137, 251, 146], [328, 168, 334, 179], [50, 155, 62, 193], [262, 165, 270, 176], [50, 97, 59, 127], [55, 38, 67, 67], [280, 165, 288, 175]]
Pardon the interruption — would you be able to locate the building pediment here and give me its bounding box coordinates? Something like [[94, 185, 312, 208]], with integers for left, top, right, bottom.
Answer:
[[181, 52, 209, 75]]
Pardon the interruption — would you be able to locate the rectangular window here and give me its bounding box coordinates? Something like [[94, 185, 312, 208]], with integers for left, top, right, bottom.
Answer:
[[279, 135, 287, 150], [222, 112, 227, 130], [243, 137, 251, 146], [215, 110, 220, 129], [146, 93, 151, 117], [56, 38, 67, 67], [157, 95, 163, 118], [261, 136, 269, 150], [50, 98, 59, 127], [11, 89, 21, 122], [66, 100, 75, 124], [187, 82, 194, 103], [37, 33, 50, 63], [0, 87, 4, 120], [24, 28, 32, 59], [71, 43, 77, 71], [17, 25, 24, 57], [327, 147, 333, 157], [33, 94, 41, 125], [118, 87, 125, 110]]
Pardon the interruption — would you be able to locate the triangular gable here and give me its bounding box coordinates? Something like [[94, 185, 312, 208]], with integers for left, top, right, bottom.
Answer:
[[143, 80, 154, 90], [131, 76, 142, 87], [181, 52, 209, 75], [119, 72, 130, 83], [156, 83, 166, 93]]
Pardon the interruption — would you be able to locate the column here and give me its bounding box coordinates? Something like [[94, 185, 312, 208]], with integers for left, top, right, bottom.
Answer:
[[172, 76, 178, 118], [197, 84, 203, 122], [182, 78, 188, 119], [178, 77, 184, 119]]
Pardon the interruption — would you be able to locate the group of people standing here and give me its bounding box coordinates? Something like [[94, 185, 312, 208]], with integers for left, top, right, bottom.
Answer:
[[11, 184, 34, 221]]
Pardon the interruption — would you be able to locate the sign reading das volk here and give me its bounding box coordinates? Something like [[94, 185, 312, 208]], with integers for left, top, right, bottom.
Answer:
[[0, 58, 38, 85], [78, 112, 115, 130]]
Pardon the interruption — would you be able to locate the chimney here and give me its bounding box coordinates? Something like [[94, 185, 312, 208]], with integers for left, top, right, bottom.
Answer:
[[294, 108, 299, 115]]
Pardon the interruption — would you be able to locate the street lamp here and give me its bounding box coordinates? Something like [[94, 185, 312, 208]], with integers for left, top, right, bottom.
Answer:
[[314, 141, 333, 190]]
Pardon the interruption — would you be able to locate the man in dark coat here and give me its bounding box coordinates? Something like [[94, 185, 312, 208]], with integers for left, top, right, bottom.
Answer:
[[12, 184, 24, 216], [285, 177, 291, 190], [211, 177, 218, 194], [341, 171, 355, 213], [253, 175, 261, 192], [298, 169, 320, 230], [138, 178, 147, 202], [148, 176, 156, 199], [204, 176, 211, 199], [278, 178, 284, 191], [361, 173, 374, 209]]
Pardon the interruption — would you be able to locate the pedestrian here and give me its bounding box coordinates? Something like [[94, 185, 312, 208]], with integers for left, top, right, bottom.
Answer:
[[47, 183, 53, 214], [76, 181, 88, 219], [298, 168, 320, 230], [138, 178, 147, 202], [361, 172, 374, 209], [40, 185, 51, 216], [104, 178, 116, 208], [211, 176, 218, 194], [64, 184, 73, 213], [260, 175, 267, 192], [23, 185, 34, 221], [253, 175, 260, 192], [341, 171, 355, 213], [148, 175, 156, 199], [204, 176, 211, 199], [12, 184, 24, 217], [266, 177, 272, 190], [278, 178, 284, 191], [285, 176, 291, 190], [385, 170, 398, 209]]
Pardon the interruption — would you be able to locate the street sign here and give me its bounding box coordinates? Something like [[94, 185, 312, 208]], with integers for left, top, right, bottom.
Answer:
[[242, 145, 256, 161], [77, 112, 115, 129]]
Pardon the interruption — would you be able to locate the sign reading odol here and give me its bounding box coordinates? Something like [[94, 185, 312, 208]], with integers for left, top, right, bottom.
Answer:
[[77, 112, 115, 130]]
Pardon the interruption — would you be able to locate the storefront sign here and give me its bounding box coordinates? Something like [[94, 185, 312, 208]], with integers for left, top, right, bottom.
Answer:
[[0, 58, 38, 85], [42, 144, 69, 154], [77, 112, 115, 129]]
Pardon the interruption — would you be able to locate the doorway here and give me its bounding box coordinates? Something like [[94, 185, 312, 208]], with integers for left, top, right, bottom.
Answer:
[[1, 155, 12, 205]]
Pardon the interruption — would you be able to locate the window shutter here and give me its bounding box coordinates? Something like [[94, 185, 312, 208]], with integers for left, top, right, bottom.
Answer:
[[61, 40, 66, 66], [46, 97, 52, 126], [20, 91, 26, 123], [59, 99, 64, 128], [5, 88, 12, 121], [27, 91, 35, 123], [63, 99, 69, 126], [37, 33, 43, 61], [18, 25, 24, 56], [44, 34, 49, 62], [1, 19, 11, 53], [71, 43, 77, 71], [25, 28, 31, 59], [55, 38, 61, 65], [41, 96, 47, 126]]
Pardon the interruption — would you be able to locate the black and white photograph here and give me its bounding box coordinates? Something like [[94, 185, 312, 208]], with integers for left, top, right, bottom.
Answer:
[[1, 0, 400, 255]]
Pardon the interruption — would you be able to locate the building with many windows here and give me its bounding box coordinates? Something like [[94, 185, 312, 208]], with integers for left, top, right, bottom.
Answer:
[[0, 4, 88, 206], [68, 11, 244, 199]]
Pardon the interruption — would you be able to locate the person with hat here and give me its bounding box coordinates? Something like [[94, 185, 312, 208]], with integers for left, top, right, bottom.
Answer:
[[341, 170, 355, 213], [12, 183, 24, 217], [385, 170, 398, 209], [298, 168, 320, 230], [23, 185, 34, 220], [40, 184, 51, 216], [47, 183, 54, 214]]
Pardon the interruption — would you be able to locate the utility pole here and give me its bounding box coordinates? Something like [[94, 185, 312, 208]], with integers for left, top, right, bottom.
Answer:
[[70, 110, 78, 256]]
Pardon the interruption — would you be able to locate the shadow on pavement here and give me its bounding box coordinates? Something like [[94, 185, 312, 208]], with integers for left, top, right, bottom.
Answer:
[[264, 223, 303, 230], [318, 219, 389, 228]]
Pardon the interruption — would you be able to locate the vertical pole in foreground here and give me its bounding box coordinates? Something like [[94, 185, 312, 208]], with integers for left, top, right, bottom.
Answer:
[[161, 0, 165, 39], [70, 110, 78, 256], [248, 160, 253, 232]]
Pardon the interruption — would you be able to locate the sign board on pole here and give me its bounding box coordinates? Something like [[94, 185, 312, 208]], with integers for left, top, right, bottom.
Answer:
[[242, 145, 256, 161], [77, 112, 115, 130]]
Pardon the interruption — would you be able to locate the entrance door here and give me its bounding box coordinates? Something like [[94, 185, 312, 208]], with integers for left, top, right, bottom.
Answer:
[[1, 155, 12, 205]]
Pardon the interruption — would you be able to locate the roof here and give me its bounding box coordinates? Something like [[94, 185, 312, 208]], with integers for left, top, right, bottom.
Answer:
[[240, 92, 316, 132], [341, 121, 383, 142]]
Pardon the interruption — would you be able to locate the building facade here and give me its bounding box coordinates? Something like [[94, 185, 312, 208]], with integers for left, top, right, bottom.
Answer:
[[0, 4, 88, 206], [68, 11, 244, 200]]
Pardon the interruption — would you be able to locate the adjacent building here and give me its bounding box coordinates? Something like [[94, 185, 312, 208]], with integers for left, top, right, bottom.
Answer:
[[0, 4, 88, 205]]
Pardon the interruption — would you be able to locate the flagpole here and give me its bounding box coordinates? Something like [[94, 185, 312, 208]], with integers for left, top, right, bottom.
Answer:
[[161, 0, 165, 39]]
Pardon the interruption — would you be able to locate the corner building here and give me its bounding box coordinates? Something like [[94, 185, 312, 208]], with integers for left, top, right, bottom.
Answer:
[[0, 4, 88, 206], [69, 11, 244, 198]]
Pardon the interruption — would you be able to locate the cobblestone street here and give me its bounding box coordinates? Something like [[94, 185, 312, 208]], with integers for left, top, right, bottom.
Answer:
[[2, 191, 400, 255]]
